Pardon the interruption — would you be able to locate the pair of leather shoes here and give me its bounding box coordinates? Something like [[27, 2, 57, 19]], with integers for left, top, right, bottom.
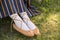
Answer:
[[12, 12, 40, 37], [13, 24, 40, 37]]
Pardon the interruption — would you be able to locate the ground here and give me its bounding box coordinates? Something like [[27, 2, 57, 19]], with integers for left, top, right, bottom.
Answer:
[[0, 0, 60, 40], [0, 12, 60, 40]]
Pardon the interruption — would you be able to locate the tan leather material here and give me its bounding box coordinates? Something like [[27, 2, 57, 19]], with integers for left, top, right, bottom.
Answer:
[[13, 24, 34, 37], [20, 12, 40, 35], [32, 27, 40, 35]]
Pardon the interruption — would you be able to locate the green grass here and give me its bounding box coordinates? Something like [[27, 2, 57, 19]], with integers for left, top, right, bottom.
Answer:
[[0, 0, 60, 40], [0, 12, 60, 40]]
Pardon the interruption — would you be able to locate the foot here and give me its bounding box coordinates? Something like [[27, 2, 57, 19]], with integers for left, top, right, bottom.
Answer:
[[20, 12, 40, 35], [10, 14, 34, 37]]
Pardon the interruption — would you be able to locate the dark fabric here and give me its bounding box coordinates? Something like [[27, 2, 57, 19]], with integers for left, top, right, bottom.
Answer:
[[0, 0, 31, 18], [21, 0, 32, 16]]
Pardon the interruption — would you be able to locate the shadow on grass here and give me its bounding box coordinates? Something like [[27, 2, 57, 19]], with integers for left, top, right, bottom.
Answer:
[[0, 17, 41, 40]]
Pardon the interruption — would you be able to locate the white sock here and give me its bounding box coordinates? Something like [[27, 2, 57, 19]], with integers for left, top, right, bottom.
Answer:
[[10, 13, 30, 31], [20, 12, 36, 30]]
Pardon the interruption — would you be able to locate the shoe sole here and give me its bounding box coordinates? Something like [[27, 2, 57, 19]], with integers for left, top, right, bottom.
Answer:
[[13, 24, 34, 37]]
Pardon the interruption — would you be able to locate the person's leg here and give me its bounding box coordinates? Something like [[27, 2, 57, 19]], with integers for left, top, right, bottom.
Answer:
[[20, 12, 40, 35], [10, 0, 34, 36], [19, 0, 40, 35], [27, 0, 30, 8], [20, 0, 32, 17], [24, 0, 30, 8], [1, 0, 34, 37], [1, 0, 9, 18]]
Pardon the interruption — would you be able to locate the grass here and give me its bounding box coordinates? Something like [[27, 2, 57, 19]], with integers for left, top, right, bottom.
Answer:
[[0, 12, 60, 40], [0, 0, 60, 40]]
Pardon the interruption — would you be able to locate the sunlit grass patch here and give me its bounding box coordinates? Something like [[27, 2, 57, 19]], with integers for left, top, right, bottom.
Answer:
[[38, 12, 60, 40], [30, 11, 60, 40], [0, 12, 60, 40]]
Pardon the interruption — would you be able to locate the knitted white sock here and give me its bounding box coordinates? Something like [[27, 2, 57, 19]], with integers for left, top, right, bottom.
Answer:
[[20, 12, 36, 30], [10, 13, 30, 31]]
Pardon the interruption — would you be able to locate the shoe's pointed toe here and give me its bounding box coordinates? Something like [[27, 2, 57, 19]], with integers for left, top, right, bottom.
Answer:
[[33, 27, 40, 35]]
